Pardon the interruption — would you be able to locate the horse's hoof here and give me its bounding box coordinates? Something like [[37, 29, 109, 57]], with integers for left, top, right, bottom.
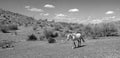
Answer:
[[78, 46, 81, 47], [72, 47, 76, 49]]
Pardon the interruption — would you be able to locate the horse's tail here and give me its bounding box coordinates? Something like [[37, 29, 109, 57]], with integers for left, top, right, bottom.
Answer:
[[80, 36, 85, 42], [82, 37, 85, 42]]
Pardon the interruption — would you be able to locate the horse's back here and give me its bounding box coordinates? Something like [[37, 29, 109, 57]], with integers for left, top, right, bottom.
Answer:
[[66, 33, 82, 41], [74, 33, 81, 38]]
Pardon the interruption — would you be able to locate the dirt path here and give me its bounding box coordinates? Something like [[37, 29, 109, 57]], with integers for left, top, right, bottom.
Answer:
[[0, 38, 120, 58]]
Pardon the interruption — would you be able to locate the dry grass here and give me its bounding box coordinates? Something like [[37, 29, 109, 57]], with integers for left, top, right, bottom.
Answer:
[[0, 37, 120, 58]]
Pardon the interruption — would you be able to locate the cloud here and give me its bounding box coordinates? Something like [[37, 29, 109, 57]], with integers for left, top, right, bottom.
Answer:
[[105, 11, 114, 14], [54, 13, 67, 19], [110, 16, 116, 18], [25, 6, 43, 12], [40, 13, 49, 16], [90, 20, 103, 24], [25, 6, 30, 9], [68, 8, 79, 12], [44, 13, 49, 16], [44, 4, 55, 8], [28, 8, 43, 12], [55, 13, 66, 17]]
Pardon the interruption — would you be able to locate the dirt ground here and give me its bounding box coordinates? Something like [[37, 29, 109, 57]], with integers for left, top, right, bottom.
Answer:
[[0, 37, 120, 58]]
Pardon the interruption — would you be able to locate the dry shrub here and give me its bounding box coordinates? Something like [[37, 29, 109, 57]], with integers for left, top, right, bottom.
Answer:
[[39, 35, 45, 41], [43, 28, 58, 43], [43, 28, 58, 39], [0, 24, 18, 33], [81, 23, 118, 39], [48, 38, 56, 43], [27, 34, 37, 41], [0, 40, 16, 49]]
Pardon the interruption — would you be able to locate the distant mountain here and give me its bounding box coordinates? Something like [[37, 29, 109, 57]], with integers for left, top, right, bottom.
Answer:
[[79, 16, 120, 24]]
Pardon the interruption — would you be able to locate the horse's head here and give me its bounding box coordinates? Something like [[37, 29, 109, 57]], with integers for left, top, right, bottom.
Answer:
[[66, 33, 73, 39]]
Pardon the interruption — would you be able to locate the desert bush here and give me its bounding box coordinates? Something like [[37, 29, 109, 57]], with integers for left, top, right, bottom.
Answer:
[[43, 28, 58, 43], [101, 23, 118, 36], [37, 32, 46, 41], [82, 25, 93, 37], [0, 29, 9, 33], [48, 38, 56, 43], [53, 23, 63, 31], [43, 29, 53, 39], [33, 26, 38, 31], [82, 23, 118, 39], [0, 40, 16, 49], [0, 24, 18, 33], [43, 28, 58, 38], [27, 34, 37, 41], [39, 35, 45, 41]]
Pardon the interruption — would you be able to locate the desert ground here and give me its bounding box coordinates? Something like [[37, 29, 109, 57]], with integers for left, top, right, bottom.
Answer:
[[0, 36, 120, 58]]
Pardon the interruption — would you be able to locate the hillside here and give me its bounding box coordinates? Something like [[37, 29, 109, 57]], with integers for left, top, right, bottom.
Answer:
[[0, 9, 36, 26], [0, 9, 71, 28]]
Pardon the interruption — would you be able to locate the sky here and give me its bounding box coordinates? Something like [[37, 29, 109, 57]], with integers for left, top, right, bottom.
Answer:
[[0, 0, 120, 23]]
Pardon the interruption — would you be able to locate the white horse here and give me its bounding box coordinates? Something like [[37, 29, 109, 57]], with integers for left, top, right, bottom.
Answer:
[[65, 33, 85, 49]]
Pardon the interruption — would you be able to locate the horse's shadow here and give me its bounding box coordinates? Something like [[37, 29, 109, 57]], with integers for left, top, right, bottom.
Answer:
[[76, 45, 86, 48]]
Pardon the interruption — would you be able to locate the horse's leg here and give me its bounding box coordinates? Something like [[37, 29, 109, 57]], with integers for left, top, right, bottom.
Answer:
[[72, 41, 76, 49], [78, 39, 81, 47]]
